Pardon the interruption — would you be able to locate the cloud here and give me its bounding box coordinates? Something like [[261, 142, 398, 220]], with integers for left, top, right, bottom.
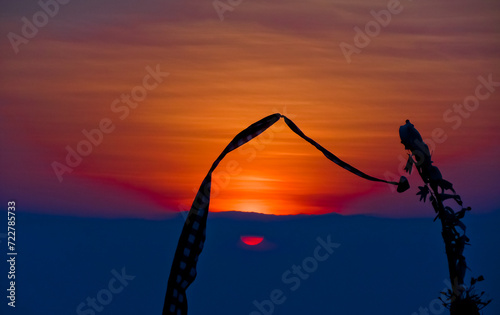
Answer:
[[1, 0, 499, 217]]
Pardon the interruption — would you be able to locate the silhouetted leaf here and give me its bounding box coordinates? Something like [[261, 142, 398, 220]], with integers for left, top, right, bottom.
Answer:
[[416, 185, 430, 202], [404, 154, 414, 174]]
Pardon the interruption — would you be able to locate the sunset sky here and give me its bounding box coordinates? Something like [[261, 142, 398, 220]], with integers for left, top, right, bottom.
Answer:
[[1, 0, 499, 218]]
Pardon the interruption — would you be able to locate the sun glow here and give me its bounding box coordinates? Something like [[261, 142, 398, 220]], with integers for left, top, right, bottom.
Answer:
[[228, 199, 271, 214]]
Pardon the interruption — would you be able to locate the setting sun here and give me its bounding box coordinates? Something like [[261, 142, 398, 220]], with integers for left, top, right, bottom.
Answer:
[[240, 236, 265, 246]]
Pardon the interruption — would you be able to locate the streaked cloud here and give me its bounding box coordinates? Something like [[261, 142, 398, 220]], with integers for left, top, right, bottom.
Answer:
[[1, 0, 499, 217]]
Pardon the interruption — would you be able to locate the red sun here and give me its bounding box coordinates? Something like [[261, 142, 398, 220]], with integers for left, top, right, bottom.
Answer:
[[240, 236, 264, 246]]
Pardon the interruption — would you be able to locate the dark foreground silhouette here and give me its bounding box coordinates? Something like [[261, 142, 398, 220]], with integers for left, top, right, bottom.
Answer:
[[162, 114, 408, 315], [400, 120, 490, 314]]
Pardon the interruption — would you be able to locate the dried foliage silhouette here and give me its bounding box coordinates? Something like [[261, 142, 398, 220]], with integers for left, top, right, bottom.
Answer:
[[399, 120, 491, 314], [163, 114, 408, 314]]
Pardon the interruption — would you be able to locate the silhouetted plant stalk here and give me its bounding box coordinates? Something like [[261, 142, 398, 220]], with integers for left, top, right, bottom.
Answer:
[[399, 120, 491, 314]]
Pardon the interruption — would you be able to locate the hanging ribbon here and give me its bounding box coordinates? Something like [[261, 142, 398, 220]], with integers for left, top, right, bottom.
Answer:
[[163, 114, 407, 315]]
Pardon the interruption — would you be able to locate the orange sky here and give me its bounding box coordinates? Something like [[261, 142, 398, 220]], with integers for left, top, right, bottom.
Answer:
[[1, 0, 499, 218]]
